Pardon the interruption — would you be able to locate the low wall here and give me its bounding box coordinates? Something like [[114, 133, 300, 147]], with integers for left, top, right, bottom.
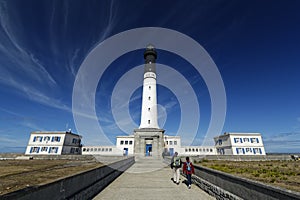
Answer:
[[202, 154, 292, 161], [193, 165, 300, 200], [1, 157, 135, 200]]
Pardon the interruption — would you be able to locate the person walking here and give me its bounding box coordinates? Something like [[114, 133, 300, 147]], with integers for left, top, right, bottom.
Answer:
[[170, 152, 182, 185], [183, 157, 195, 189]]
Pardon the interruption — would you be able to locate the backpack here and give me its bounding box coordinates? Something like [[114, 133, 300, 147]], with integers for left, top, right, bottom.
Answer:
[[186, 162, 191, 171], [173, 157, 181, 167]]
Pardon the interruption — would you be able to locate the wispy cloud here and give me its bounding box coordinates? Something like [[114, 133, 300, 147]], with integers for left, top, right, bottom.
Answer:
[[0, 1, 63, 113], [0, 134, 27, 153], [98, 0, 119, 42], [264, 132, 300, 153], [0, 2, 57, 87]]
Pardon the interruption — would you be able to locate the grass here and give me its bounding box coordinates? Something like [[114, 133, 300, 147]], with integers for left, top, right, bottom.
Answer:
[[195, 160, 300, 192], [0, 159, 103, 195]]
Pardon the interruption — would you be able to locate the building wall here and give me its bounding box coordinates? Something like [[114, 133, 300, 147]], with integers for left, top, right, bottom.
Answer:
[[214, 133, 266, 156], [164, 136, 182, 156], [181, 146, 217, 156], [116, 136, 135, 155], [140, 73, 159, 128], [82, 146, 122, 156], [25, 132, 82, 155]]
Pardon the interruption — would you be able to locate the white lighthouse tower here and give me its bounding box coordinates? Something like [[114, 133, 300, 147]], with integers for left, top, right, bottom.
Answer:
[[139, 44, 159, 128], [134, 45, 165, 158]]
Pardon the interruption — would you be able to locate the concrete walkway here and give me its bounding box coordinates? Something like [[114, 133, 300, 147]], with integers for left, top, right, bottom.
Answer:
[[93, 157, 215, 200]]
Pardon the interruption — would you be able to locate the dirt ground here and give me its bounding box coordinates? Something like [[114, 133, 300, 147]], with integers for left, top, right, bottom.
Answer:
[[195, 160, 300, 192], [0, 159, 103, 195]]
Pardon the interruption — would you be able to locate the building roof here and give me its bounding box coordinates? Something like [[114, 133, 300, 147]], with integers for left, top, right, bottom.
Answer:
[[116, 135, 135, 138], [214, 132, 262, 139], [31, 131, 82, 137]]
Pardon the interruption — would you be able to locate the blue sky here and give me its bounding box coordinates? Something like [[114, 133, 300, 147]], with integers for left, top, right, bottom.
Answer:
[[0, 0, 299, 153]]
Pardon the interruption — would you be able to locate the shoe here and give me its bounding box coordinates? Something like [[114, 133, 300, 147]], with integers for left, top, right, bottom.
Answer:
[[188, 185, 191, 189]]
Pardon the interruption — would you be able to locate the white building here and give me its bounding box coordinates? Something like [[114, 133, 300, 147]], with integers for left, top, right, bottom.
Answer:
[[25, 131, 82, 155], [214, 132, 266, 155], [163, 135, 216, 156], [82, 134, 217, 157]]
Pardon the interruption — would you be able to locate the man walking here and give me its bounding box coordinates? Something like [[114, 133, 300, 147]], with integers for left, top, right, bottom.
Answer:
[[171, 152, 182, 185]]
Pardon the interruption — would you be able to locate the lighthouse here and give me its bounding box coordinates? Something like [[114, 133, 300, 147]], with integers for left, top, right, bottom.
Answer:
[[134, 45, 165, 158], [139, 44, 159, 129]]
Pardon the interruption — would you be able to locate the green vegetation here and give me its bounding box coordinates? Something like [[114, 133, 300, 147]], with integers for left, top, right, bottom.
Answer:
[[195, 160, 300, 192]]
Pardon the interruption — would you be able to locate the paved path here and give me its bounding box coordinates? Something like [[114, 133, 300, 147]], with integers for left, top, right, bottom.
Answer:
[[93, 157, 215, 200]]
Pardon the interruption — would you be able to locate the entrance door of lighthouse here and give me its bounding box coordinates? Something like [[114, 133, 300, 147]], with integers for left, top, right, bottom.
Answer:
[[146, 144, 152, 156]]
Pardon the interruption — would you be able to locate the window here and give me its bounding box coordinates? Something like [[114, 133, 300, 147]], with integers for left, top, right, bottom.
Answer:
[[189, 148, 191, 152], [70, 148, 75, 153], [83, 148, 86, 152], [33, 136, 42, 142], [102, 148, 105, 151], [192, 148, 195, 152], [44, 136, 50, 142], [30, 147, 40, 153], [41, 147, 48, 152], [52, 136, 61, 142], [174, 141, 177, 145], [72, 138, 77, 144], [49, 147, 58, 153], [105, 148, 108, 152], [120, 140, 124, 145], [199, 148, 202, 152], [109, 148, 112, 152], [234, 138, 240, 143], [210, 149, 213, 152], [246, 148, 252, 152], [149, 86, 151, 90], [148, 120, 150, 124], [236, 148, 244, 154], [251, 138, 259, 143], [185, 149, 188, 152], [169, 141, 173, 145], [148, 96, 151, 100], [166, 141, 168, 145], [148, 108, 150, 111], [196, 149, 198, 152], [98, 148, 101, 151], [125, 141, 128, 145], [243, 138, 250, 142], [253, 148, 261, 154], [94, 148, 97, 151]]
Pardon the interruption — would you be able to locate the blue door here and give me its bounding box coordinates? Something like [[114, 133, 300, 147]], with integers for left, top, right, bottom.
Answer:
[[146, 144, 152, 156], [123, 148, 128, 156], [169, 148, 174, 156]]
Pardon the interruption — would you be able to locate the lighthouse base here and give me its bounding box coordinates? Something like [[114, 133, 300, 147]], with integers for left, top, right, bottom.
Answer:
[[134, 128, 165, 159]]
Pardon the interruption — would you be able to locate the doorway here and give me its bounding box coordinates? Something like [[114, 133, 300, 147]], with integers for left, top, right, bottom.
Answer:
[[145, 144, 152, 156], [123, 148, 128, 156]]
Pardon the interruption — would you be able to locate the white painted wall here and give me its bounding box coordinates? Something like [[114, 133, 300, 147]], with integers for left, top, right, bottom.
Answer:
[[140, 72, 159, 128]]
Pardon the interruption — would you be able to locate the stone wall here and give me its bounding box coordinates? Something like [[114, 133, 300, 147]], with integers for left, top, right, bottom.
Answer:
[[193, 165, 300, 200], [1, 157, 135, 200], [202, 154, 292, 161]]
